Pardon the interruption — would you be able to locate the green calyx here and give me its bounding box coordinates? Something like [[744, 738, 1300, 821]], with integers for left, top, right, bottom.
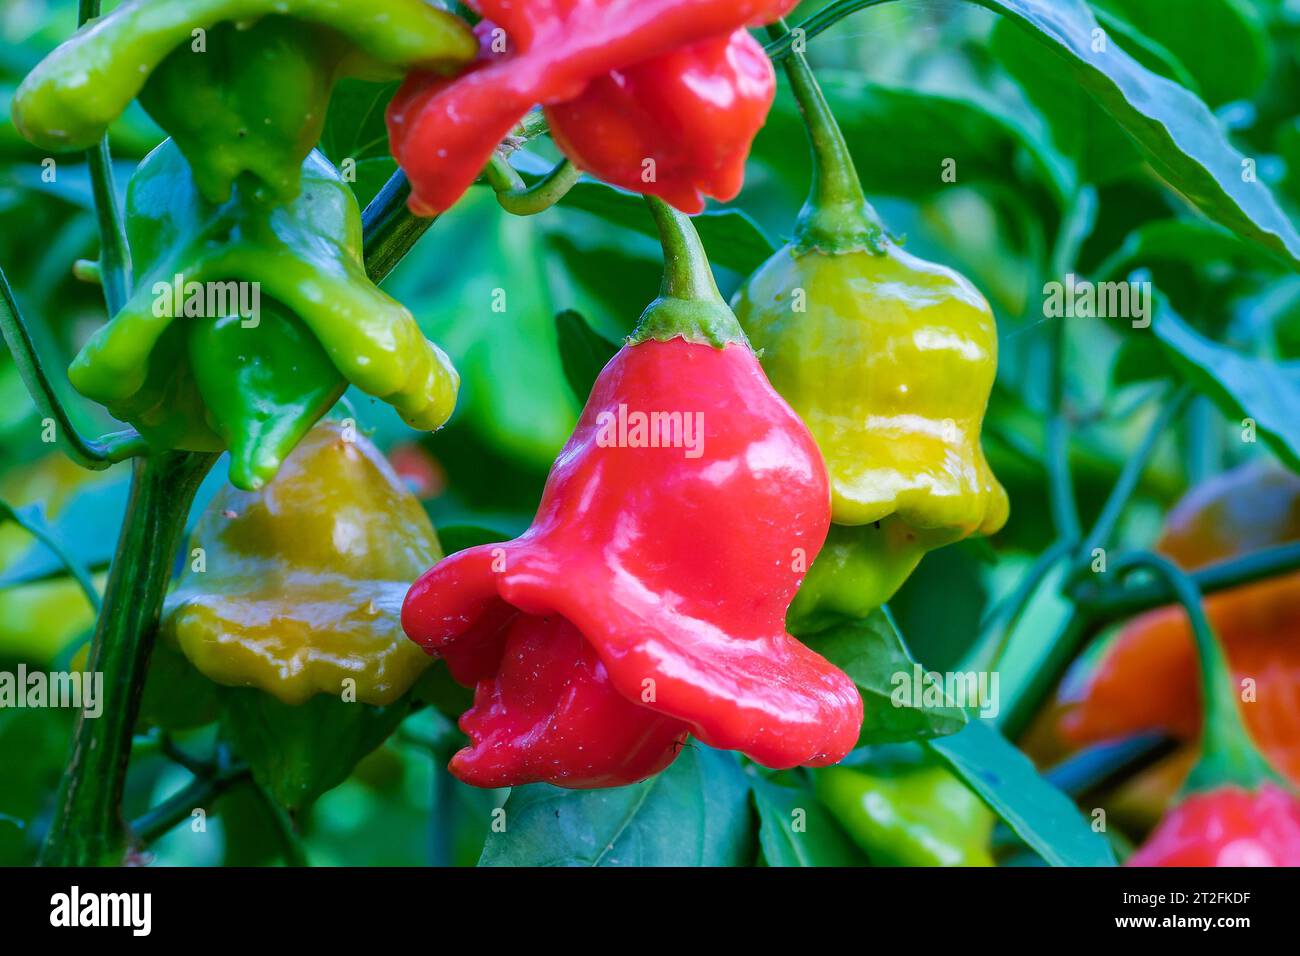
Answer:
[[69, 138, 460, 491], [12, 0, 476, 204], [631, 197, 748, 348], [768, 22, 887, 256]]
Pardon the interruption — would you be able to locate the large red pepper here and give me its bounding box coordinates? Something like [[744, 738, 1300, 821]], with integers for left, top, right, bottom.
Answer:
[[386, 0, 796, 216], [402, 200, 861, 789], [1127, 784, 1300, 867]]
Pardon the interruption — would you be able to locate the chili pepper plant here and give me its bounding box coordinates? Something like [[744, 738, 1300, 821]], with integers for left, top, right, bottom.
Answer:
[[1, 0, 1299, 870]]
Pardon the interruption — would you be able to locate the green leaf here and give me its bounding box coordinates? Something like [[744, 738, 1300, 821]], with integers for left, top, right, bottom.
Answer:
[[1097, 0, 1270, 107], [478, 744, 754, 866], [1095, 219, 1287, 280], [979, 0, 1300, 266], [555, 309, 620, 403], [801, 608, 967, 745], [926, 720, 1117, 867], [1150, 291, 1300, 470], [751, 777, 865, 867]]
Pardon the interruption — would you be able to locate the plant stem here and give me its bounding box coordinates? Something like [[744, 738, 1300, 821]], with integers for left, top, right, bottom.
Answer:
[[763, 1, 895, 61], [1106, 553, 1279, 791], [1077, 540, 1300, 623], [1046, 313, 1080, 544], [484, 155, 581, 216], [633, 198, 745, 347], [766, 21, 885, 252], [0, 499, 101, 612], [362, 171, 436, 284], [40, 450, 216, 866], [77, 0, 132, 315], [130, 765, 249, 848], [0, 265, 146, 468]]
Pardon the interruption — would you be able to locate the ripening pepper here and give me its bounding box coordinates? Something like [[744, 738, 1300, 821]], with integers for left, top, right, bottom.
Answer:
[[402, 199, 862, 789], [1060, 462, 1300, 785], [12, 0, 476, 204], [1126, 784, 1300, 867], [386, 0, 797, 215], [163, 421, 440, 707], [732, 38, 1006, 634], [816, 756, 996, 867], [68, 138, 459, 491]]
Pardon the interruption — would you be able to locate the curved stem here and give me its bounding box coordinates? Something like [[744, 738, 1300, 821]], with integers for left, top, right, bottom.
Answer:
[[1078, 540, 1300, 623], [485, 155, 581, 216], [766, 20, 885, 252], [40, 450, 217, 866], [0, 499, 101, 613], [763, 1, 896, 61], [0, 265, 147, 468], [1106, 552, 1279, 792], [130, 764, 249, 849]]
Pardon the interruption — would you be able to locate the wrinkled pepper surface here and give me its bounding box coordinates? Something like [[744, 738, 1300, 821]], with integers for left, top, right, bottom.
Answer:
[[164, 421, 441, 706], [387, 0, 798, 215], [402, 200, 861, 789], [68, 139, 458, 491], [1126, 783, 1300, 866], [1061, 462, 1300, 785], [12, 0, 475, 204], [817, 757, 995, 867], [732, 40, 1006, 634]]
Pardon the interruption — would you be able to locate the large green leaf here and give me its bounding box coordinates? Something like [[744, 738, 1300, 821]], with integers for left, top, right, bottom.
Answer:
[[751, 777, 865, 867], [977, 0, 1300, 266], [479, 744, 754, 866], [926, 720, 1117, 867], [801, 608, 967, 745]]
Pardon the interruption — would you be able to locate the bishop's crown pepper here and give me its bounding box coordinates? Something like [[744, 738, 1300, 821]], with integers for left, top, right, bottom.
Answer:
[[162, 422, 443, 809], [67, 138, 459, 491], [731, 32, 1007, 634], [1060, 462, 1300, 786], [401, 199, 862, 789], [12, 0, 476, 204], [386, 0, 799, 215]]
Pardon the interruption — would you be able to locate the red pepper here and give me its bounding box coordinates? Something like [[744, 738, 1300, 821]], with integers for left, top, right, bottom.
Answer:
[[402, 200, 861, 788], [385, 0, 796, 216], [1127, 784, 1300, 867]]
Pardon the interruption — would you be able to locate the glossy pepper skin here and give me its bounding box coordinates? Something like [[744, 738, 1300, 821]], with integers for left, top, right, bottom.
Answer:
[[732, 43, 1006, 635], [69, 139, 459, 491], [1127, 784, 1300, 867], [1060, 463, 1300, 785], [817, 760, 995, 867], [12, 0, 475, 204], [386, 0, 796, 215], [403, 201, 862, 789], [163, 421, 441, 707]]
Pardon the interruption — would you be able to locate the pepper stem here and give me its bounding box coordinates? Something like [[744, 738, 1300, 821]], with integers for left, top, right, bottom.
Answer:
[[1110, 552, 1280, 794], [767, 21, 887, 254], [40, 450, 217, 865], [630, 197, 746, 348]]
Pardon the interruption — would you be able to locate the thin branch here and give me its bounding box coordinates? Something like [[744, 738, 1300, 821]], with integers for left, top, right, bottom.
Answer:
[[0, 498, 101, 612]]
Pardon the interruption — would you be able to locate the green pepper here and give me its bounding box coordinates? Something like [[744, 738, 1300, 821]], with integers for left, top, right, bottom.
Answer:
[[816, 756, 996, 867], [733, 38, 1006, 634], [12, 0, 475, 204], [69, 138, 459, 491], [163, 421, 444, 809]]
